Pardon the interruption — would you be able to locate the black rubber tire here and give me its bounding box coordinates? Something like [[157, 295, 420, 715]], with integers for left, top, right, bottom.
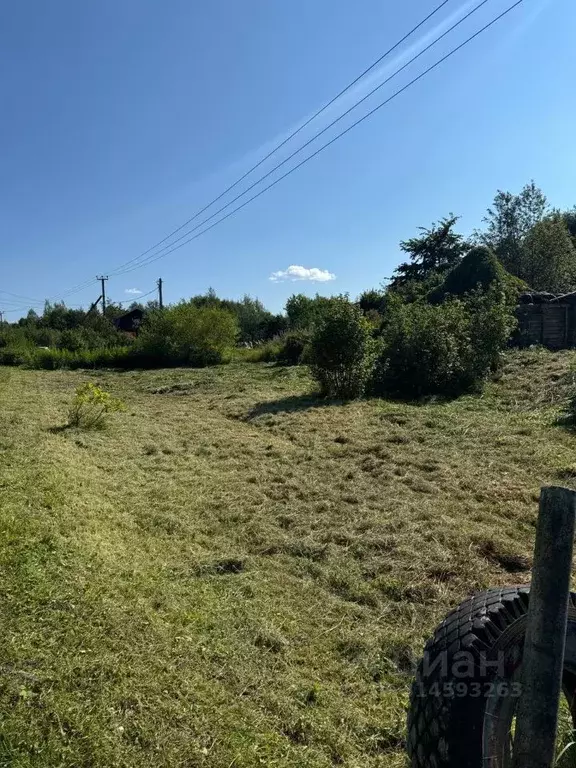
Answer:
[[407, 586, 576, 767]]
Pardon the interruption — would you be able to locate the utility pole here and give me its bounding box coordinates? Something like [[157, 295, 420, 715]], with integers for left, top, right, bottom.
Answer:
[[96, 276, 108, 315], [157, 277, 163, 309], [0, 311, 4, 325]]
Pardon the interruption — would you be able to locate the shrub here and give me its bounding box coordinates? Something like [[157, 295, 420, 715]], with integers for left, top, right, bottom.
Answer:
[[277, 330, 311, 366], [285, 294, 333, 330], [373, 289, 516, 398], [357, 289, 386, 314], [308, 297, 374, 399], [67, 382, 125, 429], [0, 346, 30, 366], [463, 288, 517, 379], [428, 246, 525, 305], [373, 297, 467, 398], [235, 340, 283, 363], [57, 328, 107, 352], [30, 347, 131, 370], [429, 246, 504, 301], [132, 304, 238, 367], [564, 385, 576, 426]]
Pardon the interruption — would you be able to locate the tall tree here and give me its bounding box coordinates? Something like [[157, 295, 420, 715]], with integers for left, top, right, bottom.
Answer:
[[561, 207, 576, 246], [285, 293, 333, 329], [357, 288, 386, 314], [521, 214, 576, 293], [390, 215, 469, 287], [475, 181, 548, 278]]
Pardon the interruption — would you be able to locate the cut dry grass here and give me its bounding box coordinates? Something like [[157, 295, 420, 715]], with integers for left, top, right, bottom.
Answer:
[[1, 349, 576, 766]]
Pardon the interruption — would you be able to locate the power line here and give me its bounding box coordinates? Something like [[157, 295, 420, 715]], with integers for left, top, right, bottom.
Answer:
[[3, 284, 158, 317], [109, 287, 158, 305], [112, 0, 493, 277], [106, 0, 450, 278], [113, 0, 523, 276], [49, 278, 99, 302], [0, 279, 98, 311], [0, 289, 45, 303], [2, 302, 85, 315]]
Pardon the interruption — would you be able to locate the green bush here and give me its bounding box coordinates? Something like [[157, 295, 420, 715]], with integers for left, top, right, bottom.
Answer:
[[429, 246, 525, 306], [308, 297, 374, 399], [564, 382, 576, 426], [285, 294, 333, 330], [0, 346, 30, 366], [29, 347, 131, 370], [429, 246, 504, 301], [372, 290, 515, 398], [373, 297, 467, 398], [132, 303, 238, 367], [357, 289, 386, 314], [463, 288, 517, 379], [277, 330, 310, 366], [236, 340, 283, 363]]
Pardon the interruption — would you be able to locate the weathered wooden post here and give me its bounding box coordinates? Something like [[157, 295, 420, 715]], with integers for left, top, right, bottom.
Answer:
[[512, 486, 576, 768]]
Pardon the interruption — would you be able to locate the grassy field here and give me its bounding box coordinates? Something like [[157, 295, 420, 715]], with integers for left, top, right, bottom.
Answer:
[[1, 349, 576, 767]]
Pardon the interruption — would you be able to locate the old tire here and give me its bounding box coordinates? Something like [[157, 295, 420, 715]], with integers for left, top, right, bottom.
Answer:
[[407, 586, 576, 767]]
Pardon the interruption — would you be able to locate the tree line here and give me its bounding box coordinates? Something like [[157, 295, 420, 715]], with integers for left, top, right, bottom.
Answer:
[[0, 180, 569, 389], [386, 180, 576, 297]]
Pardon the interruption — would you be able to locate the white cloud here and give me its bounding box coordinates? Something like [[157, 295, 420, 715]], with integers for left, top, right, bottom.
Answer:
[[269, 265, 336, 283], [124, 288, 142, 295]]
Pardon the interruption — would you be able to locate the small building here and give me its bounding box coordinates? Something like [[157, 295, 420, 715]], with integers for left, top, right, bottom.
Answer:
[[114, 308, 145, 335], [515, 292, 576, 349]]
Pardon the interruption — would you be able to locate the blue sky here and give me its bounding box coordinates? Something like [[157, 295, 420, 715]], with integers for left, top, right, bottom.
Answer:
[[1, 0, 574, 317]]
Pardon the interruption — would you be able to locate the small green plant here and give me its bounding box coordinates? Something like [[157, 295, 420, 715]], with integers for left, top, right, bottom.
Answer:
[[67, 382, 125, 429], [564, 383, 576, 426]]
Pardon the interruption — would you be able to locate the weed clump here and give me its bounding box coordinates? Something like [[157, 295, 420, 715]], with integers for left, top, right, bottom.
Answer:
[[67, 382, 125, 429]]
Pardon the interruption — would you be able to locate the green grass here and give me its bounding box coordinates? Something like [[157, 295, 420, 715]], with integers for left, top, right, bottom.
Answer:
[[1, 348, 576, 767]]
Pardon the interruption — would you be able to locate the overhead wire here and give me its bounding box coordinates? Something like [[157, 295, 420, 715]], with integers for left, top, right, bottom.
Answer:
[[2, 0, 524, 305], [109, 287, 158, 305], [113, 0, 524, 276], [105, 0, 451, 277], [111, 0, 493, 276]]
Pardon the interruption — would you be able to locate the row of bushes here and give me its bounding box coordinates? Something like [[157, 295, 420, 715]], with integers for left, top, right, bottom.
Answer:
[[297, 288, 516, 400], [0, 345, 131, 370], [1, 303, 240, 371]]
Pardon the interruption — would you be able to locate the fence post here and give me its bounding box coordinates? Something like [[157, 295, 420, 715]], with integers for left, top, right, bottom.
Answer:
[[511, 486, 576, 768]]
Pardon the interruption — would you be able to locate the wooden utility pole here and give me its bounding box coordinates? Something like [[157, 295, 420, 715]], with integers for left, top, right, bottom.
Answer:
[[512, 486, 576, 768], [157, 277, 163, 309], [96, 276, 108, 315]]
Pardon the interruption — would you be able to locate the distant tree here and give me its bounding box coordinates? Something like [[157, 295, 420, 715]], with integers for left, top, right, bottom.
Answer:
[[285, 293, 333, 330], [388, 272, 444, 304], [390, 215, 469, 288], [357, 289, 386, 314], [18, 309, 40, 327], [234, 295, 271, 343], [190, 290, 281, 342], [521, 214, 576, 293], [475, 181, 548, 279], [260, 313, 288, 339], [104, 302, 128, 322], [561, 207, 576, 245]]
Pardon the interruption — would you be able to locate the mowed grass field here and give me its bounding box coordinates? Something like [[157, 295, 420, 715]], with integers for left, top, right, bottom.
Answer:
[[1, 349, 576, 768]]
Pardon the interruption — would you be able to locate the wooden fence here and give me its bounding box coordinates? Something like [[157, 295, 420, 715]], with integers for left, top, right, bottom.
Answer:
[[516, 301, 576, 349]]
